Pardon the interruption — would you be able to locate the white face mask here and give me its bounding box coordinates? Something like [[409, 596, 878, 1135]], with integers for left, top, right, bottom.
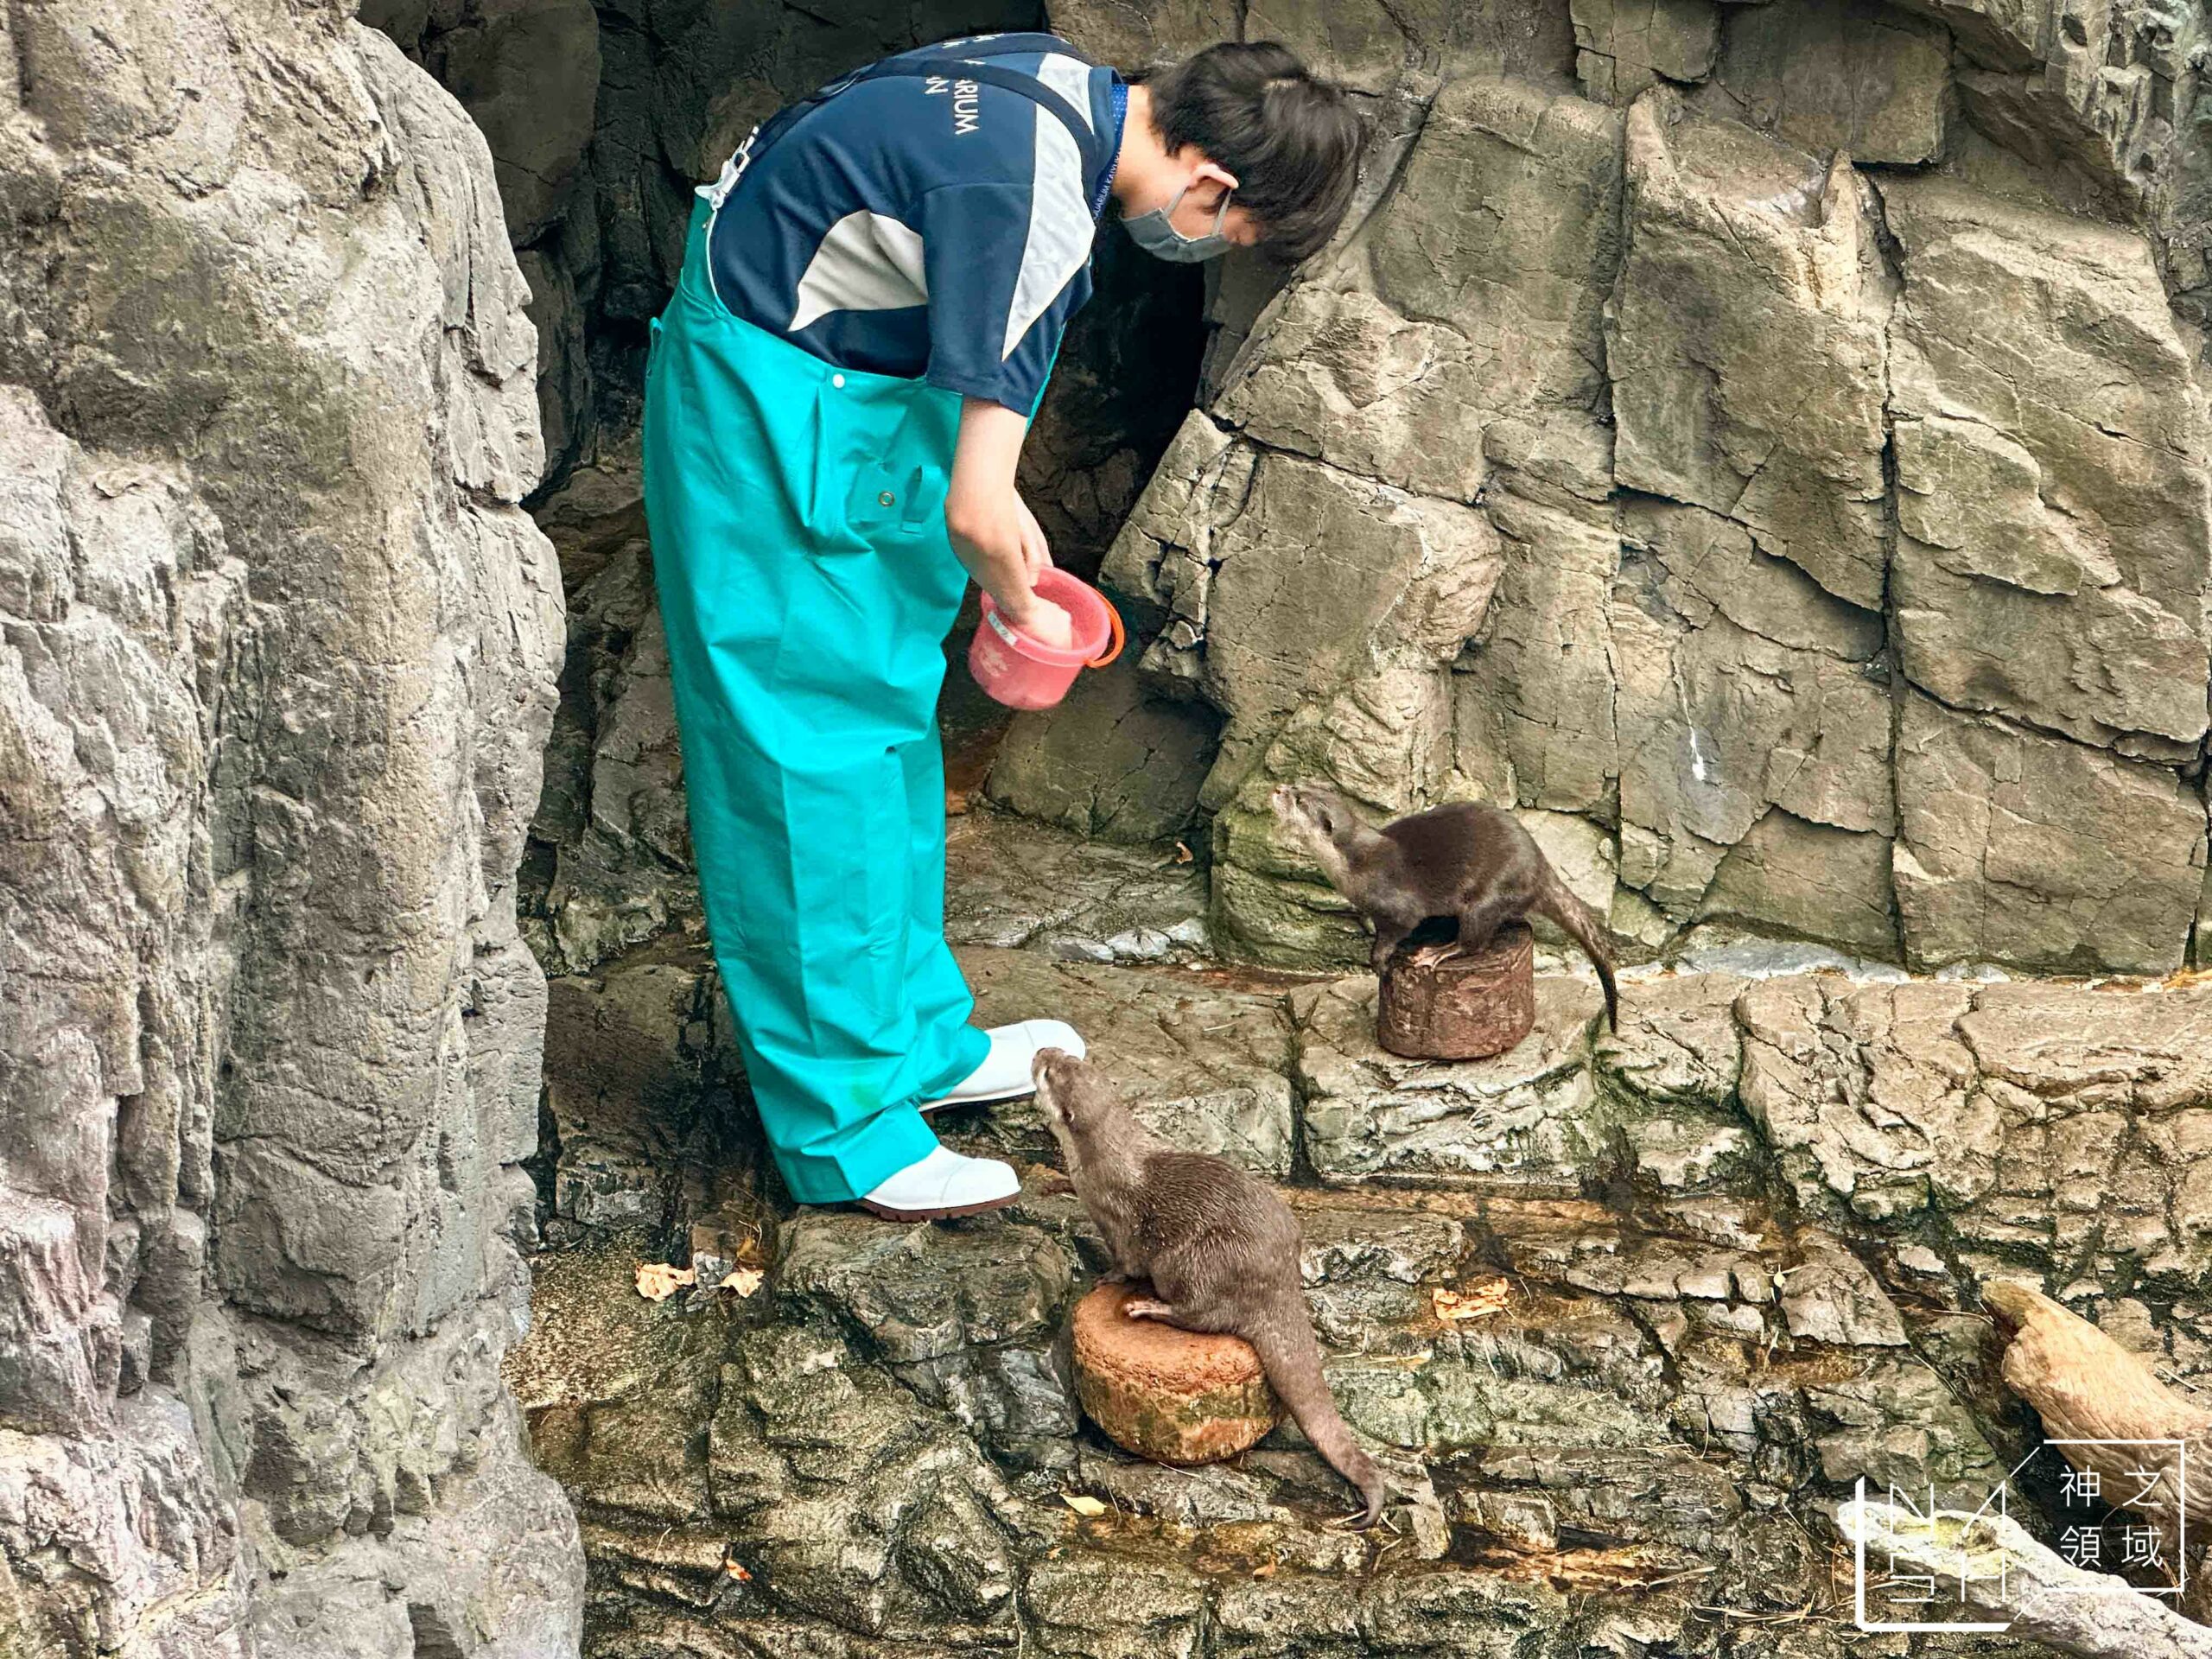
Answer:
[[1122, 178, 1236, 263]]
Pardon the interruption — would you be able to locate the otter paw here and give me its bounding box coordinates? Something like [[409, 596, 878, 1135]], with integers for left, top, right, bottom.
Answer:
[[1122, 1297, 1178, 1322]]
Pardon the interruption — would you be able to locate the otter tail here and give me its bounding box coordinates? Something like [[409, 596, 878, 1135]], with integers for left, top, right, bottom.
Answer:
[[1535, 868, 1619, 1032], [1249, 1314, 1385, 1529]]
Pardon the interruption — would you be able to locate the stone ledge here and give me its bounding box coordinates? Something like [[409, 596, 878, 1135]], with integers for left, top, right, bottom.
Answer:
[[951, 947, 1299, 1176], [519, 949, 2212, 1656], [1294, 974, 1607, 1189]]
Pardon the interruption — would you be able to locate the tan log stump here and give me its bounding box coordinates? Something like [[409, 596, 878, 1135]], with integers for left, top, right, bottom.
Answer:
[[1376, 923, 1536, 1060], [1071, 1282, 1279, 1464]]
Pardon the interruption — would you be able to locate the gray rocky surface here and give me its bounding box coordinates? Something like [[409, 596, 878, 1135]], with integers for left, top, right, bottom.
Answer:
[[943, 806, 1213, 964], [983, 658, 1221, 844], [955, 948, 1300, 1176], [998, 0, 2212, 980], [0, 1, 579, 1651], [30, 0, 2212, 1653], [1294, 975, 1608, 1187], [521, 884, 2212, 1654]]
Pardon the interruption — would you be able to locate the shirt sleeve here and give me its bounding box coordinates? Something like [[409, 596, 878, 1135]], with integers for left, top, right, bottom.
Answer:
[[917, 171, 1096, 416]]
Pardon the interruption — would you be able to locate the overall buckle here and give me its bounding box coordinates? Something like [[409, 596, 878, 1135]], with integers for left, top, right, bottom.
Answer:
[[698, 124, 760, 209]]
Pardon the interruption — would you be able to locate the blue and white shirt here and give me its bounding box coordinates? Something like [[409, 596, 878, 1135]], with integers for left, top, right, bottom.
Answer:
[[706, 35, 1127, 416]]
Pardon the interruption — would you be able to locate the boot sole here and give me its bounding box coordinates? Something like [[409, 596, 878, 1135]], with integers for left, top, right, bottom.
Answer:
[[857, 1190, 1021, 1222], [916, 1082, 1036, 1115]]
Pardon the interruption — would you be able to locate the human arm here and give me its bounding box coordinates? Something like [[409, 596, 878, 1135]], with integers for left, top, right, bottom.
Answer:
[[944, 397, 1071, 646], [917, 147, 1103, 648]]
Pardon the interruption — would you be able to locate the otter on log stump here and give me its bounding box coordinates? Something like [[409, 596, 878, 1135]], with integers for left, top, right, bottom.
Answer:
[[1270, 783, 1619, 1034], [1035, 1047, 1389, 1529]]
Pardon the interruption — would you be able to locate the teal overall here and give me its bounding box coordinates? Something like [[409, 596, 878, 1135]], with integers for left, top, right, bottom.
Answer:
[[644, 47, 1101, 1202], [643, 194, 989, 1202], [641, 42, 1103, 1203]]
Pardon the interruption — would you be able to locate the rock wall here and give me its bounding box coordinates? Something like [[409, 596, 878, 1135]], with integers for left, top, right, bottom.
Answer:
[[0, 2, 580, 1651], [404, 12, 2212, 1636], [1001, 0, 2212, 978]]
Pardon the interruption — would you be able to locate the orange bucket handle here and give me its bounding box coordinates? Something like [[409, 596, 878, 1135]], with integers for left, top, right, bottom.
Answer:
[[1087, 594, 1125, 670]]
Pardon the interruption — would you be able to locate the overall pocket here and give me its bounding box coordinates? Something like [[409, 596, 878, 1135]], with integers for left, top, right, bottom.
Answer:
[[842, 453, 936, 541], [805, 378, 950, 550]]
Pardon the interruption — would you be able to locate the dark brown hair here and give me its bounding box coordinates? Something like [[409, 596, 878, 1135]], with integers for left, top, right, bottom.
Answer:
[[1137, 41, 1366, 263]]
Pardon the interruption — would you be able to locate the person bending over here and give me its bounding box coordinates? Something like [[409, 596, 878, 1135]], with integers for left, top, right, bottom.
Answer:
[[642, 35, 1364, 1220]]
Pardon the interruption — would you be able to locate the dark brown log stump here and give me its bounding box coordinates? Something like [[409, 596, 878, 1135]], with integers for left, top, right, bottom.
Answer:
[[1071, 1282, 1279, 1464], [1376, 923, 1535, 1060]]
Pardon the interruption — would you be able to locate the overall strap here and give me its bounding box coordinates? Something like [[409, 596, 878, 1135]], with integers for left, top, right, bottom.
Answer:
[[918, 32, 1098, 68], [702, 38, 1110, 212]]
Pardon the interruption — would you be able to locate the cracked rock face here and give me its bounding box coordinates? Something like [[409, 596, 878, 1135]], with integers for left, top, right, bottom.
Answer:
[[1612, 94, 1894, 613], [1013, 0, 2212, 977], [1740, 974, 2212, 1289], [0, 2, 578, 1650], [246, 0, 2212, 1649], [28, 0, 2212, 1652], [505, 758, 2212, 1656]]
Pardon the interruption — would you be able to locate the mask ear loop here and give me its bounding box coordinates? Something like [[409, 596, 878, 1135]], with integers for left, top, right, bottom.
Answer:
[[1164, 178, 1234, 237]]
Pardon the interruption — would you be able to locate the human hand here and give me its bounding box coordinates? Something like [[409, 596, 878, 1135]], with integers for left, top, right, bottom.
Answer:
[[1013, 493, 1052, 582], [1005, 594, 1073, 650]]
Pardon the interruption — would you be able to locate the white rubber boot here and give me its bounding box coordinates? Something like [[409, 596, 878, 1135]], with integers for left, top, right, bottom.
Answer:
[[918, 1020, 1086, 1112], [857, 1145, 1021, 1221]]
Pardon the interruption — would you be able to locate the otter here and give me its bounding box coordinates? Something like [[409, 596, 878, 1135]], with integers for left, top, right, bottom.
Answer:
[[1269, 782, 1619, 1031], [1033, 1047, 1388, 1529]]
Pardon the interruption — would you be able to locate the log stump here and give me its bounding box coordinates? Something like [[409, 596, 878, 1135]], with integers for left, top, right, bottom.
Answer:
[[1071, 1282, 1279, 1464], [1376, 923, 1535, 1060]]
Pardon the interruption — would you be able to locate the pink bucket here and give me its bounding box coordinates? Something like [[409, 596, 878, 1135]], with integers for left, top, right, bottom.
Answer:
[[969, 568, 1124, 711]]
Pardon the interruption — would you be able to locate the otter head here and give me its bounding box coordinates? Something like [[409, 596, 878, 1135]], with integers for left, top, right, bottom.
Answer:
[[1269, 782, 1361, 859], [1033, 1046, 1118, 1152]]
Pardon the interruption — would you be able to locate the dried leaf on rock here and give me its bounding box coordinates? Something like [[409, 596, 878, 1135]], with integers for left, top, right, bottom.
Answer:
[[635, 1262, 696, 1302], [1433, 1281, 1510, 1322]]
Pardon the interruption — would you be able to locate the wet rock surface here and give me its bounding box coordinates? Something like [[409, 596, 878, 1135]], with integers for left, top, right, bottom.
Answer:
[[956, 947, 1299, 1176], [421, 11, 2212, 1643], [100, 0, 2206, 1651], [1004, 0, 2212, 981]]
